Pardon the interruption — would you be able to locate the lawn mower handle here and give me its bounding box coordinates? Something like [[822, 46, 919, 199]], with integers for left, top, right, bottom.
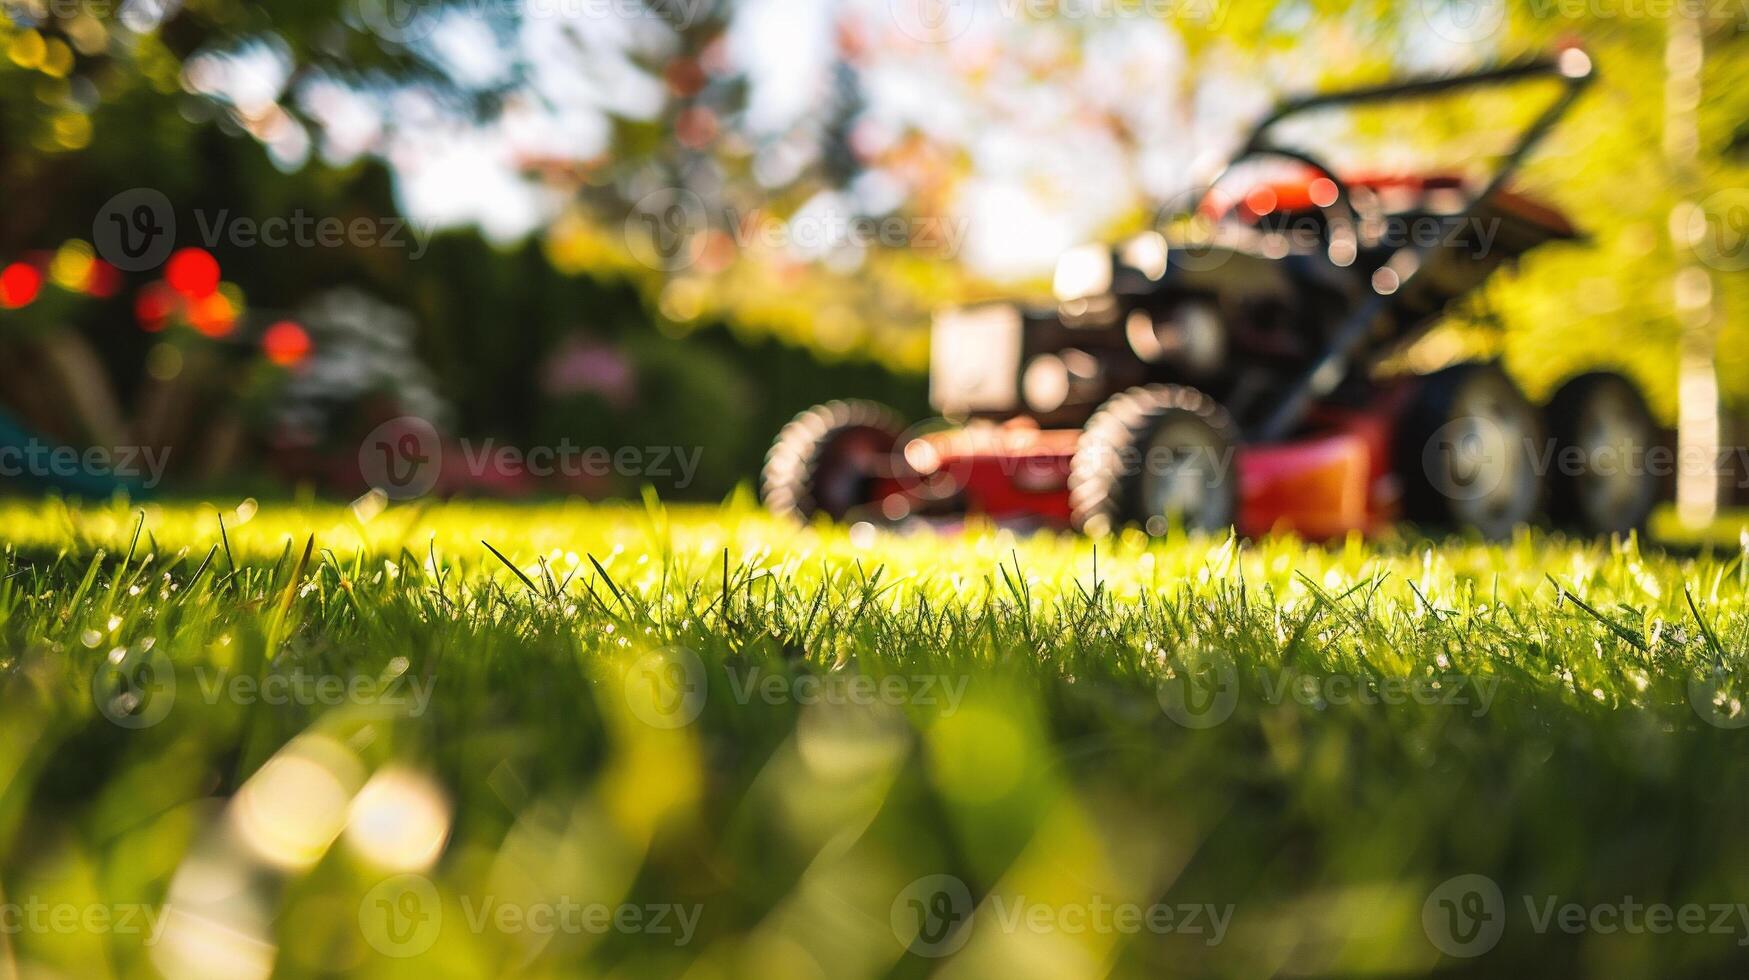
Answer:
[[1244, 51, 1596, 147], [1251, 48, 1597, 444]]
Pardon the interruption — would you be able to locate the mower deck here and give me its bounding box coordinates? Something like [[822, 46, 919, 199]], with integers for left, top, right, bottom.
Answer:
[[875, 412, 1397, 539]]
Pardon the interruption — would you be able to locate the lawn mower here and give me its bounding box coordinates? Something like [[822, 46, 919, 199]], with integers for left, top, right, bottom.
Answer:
[[763, 48, 1665, 539]]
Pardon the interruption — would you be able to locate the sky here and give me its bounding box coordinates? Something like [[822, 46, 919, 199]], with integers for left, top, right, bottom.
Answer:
[[181, 0, 1504, 281]]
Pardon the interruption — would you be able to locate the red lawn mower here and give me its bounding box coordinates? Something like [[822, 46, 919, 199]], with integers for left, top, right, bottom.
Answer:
[[763, 49, 1664, 540]]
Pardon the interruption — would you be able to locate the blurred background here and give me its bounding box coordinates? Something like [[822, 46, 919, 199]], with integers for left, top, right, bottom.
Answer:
[[2, 0, 1749, 503]]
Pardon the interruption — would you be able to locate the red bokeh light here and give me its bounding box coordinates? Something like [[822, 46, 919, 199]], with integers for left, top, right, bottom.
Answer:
[[84, 260, 122, 298], [165, 248, 221, 299], [262, 320, 312, 367], [188, 292, 237, 337], [135, 282, 178, 331], [0, 263, 42, 309]]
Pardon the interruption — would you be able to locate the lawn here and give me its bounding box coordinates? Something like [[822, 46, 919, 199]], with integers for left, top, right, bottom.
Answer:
[[1, 497, 1747, 978]]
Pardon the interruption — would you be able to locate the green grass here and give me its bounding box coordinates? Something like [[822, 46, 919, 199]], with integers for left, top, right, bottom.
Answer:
[[1, 497, 1748, 978]]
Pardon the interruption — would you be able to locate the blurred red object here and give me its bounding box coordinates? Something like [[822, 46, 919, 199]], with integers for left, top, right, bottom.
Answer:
[[84, 260, 122, 298], [135, 282, 178, 331], [165, 248, 221, 299], [263, 320, 312, 366], [188, 292, 237, 337], [0, 263, 42, 309]]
